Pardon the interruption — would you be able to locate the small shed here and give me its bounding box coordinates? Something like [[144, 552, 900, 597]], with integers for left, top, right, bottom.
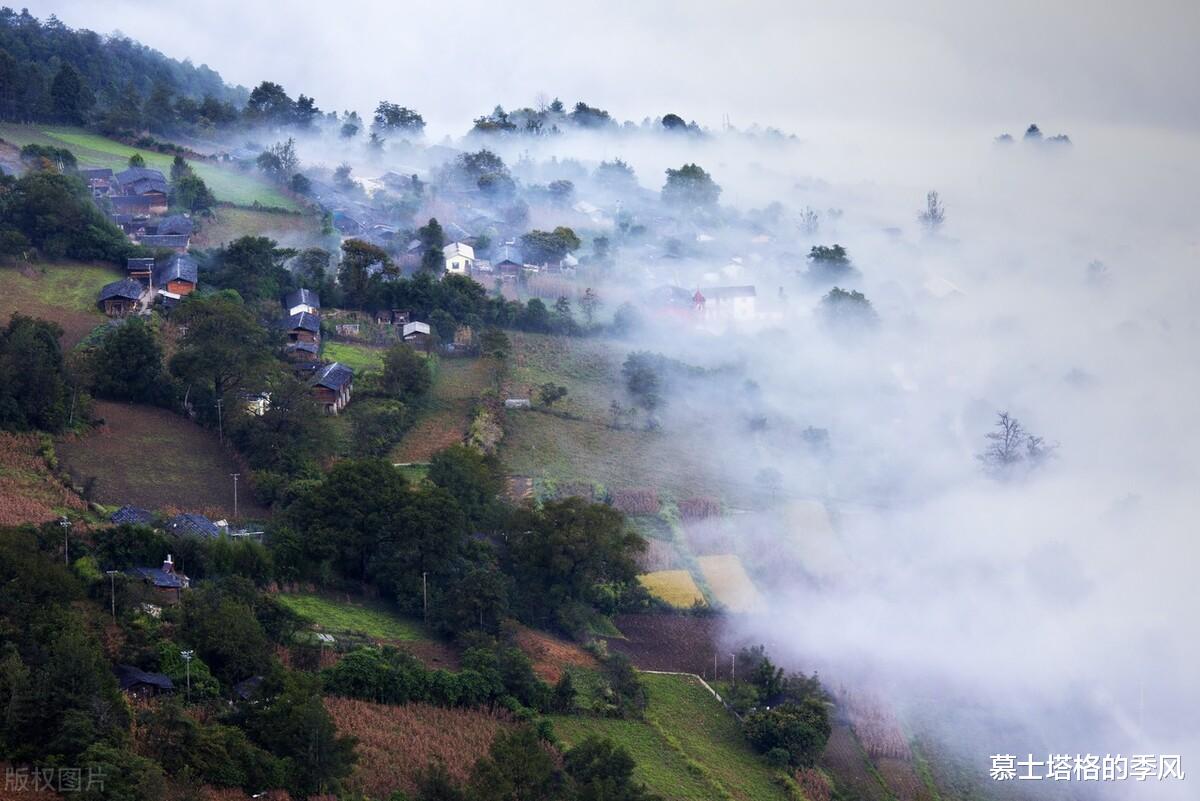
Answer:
[[113, 665, 174, 699], [97, 279, 145, 316], [110, 505, 155, 526]]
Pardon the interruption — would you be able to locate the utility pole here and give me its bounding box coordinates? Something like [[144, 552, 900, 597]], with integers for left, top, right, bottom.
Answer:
[[59, 517, 71, 565], [106, 570, 119, 621], [422, 572, 428, 622], [230, 473, 240, 521], [714, 652, 719, 681], [730, 652, 737, 686], [215, 398, 224, 443], [181, 650, 194, 701]]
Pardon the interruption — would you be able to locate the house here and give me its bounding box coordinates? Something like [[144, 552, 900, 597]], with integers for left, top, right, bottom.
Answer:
[[155, 253, 198, 296], [697, 286, 757, 321], [110, 195, 157, 215], [114, 167, 168, 213], [126, 257, 155, 282], [443, 242, 475, 275], [127, 554, 189, 602], [504, 398, 531, 409], [166, 513, 220, 539], [285, 341, 320, 362], [139, 234, 190, 253], [287, 312, 321, 343], [110, 505, 155, 526], [153, 215, 195, 237], [402, 321, 432, 349], [285, 288, 320, 317], [311, 362, 354, 414], [374, 309, 410, 326], [494, 246, 524, 281], [97, 278, 146, 316], [113, 665, 174, 698], [79, 167, 114, 196]]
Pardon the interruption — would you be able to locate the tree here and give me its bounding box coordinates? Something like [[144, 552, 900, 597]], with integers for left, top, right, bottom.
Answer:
[[88, 317, 170, 405], [466, 726, 559, 801], [339, 239, 390, 308], [49, 64, 89, 124], [1, 171, 131, 262], [427, 444, 503, 529], [977, 411, 1056, 479], [244, 81, 295, 124], [621, 353, 662, 413], [257, 138, 298, 181], [548, 179, 575, 205], [169, 155, 192, 182], [662, 163, 721, 209], [565, 736, 659, 801], [170, 173, 216, 214], [168, 295, 274, 406], [818, 287, 878, 329], [519, 227, 581, 265], [506, 498, 646, 631], [594, 159, 637, 192], [0, 315, 70, 432], [128, 153, 146, 168], [538, 383, 568, 409], [743, 698, 831, 768], [210, 236, 290, 302], [352, 400, 408, 457], [917, 190, 945, 231], [580, 288, 601, 326], [479, 327, 511, 361], [372, 101, 425, 135], [380, 343, 432, 403], [289, 172, 311, 194]]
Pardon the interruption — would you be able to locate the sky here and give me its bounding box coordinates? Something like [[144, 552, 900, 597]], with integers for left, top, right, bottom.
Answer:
[[24, 0, 1200, 137]]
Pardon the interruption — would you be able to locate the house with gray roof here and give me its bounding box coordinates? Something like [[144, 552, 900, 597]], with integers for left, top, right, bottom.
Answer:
[[311, 362, 354, 414], [97, 278, 146, 316]]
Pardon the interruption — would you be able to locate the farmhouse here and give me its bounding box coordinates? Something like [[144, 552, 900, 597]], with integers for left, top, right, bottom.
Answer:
[[127, 554, 190, 602], [97, 278, 146, 316], [311, 361, 354, 414], [109, 195, 157, 215], [113, 665, 174, 699], [139, 234, 190, 252], [402, 321, 432, 349], [287, 311, 321, 344], [114, 167, 168, 213], [126, 257, 155, 282], [166, 513, 220, 539], [285, 288, 320, 317], [494, 246, 524, 281], [152, 215, 195, 237], [285, 341, 319, 362], [79, 167, 114, 196], [155, 253, 198, 296], [696, 285, 757, 321], [110, 505, 155, 526], [443, 241, 475, 275]]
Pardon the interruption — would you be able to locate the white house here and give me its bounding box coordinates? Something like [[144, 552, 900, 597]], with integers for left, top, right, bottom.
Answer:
[[696, 286, 757, 322], [443, 242, 475, 275]]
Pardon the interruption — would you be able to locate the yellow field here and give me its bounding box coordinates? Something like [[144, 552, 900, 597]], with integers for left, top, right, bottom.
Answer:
[[696, 555, 764, 613], [638, 570, 706, 608]]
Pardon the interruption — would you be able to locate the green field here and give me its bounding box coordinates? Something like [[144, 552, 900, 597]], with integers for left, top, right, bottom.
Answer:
[[550, 673, 789, 801], [324, 341, 387, 374], [0, 124, 300, 210], [276, 592, 426, 641], [191, 206, 321, 248], [0, 262, 118, 346]]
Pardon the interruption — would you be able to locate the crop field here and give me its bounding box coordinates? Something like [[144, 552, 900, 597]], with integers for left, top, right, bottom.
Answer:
[[819, 723, 893, 801], [551, 672, 790, 801], [322, 341, 387, 374], [55, 401, 265, 518], [0, 432, 86, 526], [0, 125, 301, 210], [603, 614, 743, 680], [326, 697, 513, 799], [391, 357, 492, 463], [274, 592, 425, 641], [638, 570, 707, 608], [189, 206, 321, 248], [511, 625, 597, 682], [0, 262, 117, 347], [696, 555, 765, 613]]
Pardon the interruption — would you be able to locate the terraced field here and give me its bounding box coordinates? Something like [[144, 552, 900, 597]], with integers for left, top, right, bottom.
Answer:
[[0, 262, 117, 346]]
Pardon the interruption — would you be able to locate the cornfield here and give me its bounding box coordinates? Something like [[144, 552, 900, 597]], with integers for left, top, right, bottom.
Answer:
[[0, 432, 86, 526], [841, 690, 911, 760], [695, 555, 764, 613], [678, 496, 721, 522], [610, 488, 659, 515], [794, 767, 833, 801], [324, 697, 514, 799], [511, 625, 597, 682]]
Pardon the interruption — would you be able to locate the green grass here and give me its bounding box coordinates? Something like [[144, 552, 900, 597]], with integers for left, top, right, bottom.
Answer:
[[0, 262, 118, 346], [192, 206, 321, 248], [324, 341, 386, 374], [0, 124, 300, 210], [549, 673, 789, 801], [276, 592, 426, 641]]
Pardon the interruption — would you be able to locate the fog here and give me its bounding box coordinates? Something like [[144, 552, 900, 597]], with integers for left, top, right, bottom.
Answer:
[[24, 2, 1200, 795]]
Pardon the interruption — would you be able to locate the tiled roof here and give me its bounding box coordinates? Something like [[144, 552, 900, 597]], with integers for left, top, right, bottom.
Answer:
[[312, 361, 353, 391]]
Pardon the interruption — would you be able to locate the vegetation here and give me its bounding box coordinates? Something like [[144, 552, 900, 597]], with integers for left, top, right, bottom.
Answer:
[[275, 592, 426, 641]]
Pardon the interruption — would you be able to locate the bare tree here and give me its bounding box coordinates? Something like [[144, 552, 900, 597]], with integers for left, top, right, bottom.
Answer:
[[798, 207, 820, 236], [918, 190, 945, 231], [978, 411, 1056, 478]]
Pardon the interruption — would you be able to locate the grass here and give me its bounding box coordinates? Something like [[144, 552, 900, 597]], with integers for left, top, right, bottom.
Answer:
[[324, 341, 387, 374], [549, 672, 789, 801], [0, 261, 118, 346], [275, 592, 426, 641], [0, 124, 301, 210], [695, 555, 764, 613], [190, 206, 321, 248], [390, 358, 493, 463], [638, 570, 706, 608]]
